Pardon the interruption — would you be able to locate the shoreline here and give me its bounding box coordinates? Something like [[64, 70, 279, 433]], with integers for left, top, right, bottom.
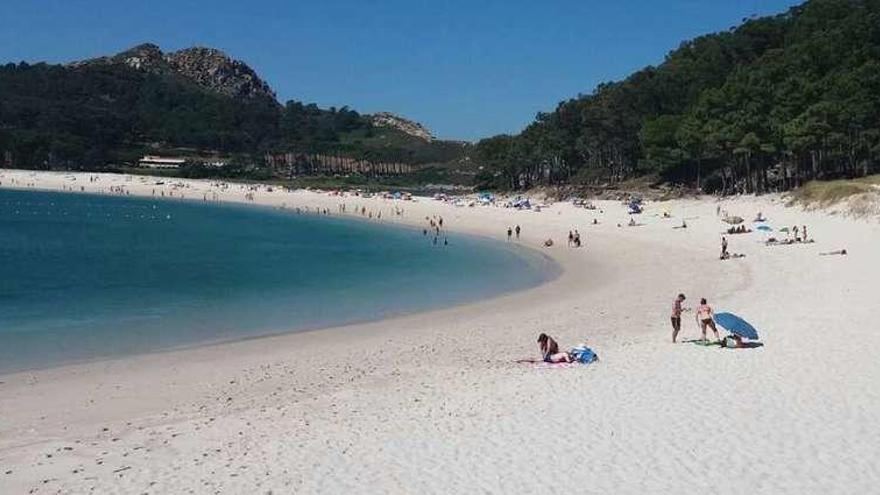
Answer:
[[2, 169, 879, 493], [0, 184, 563, 376]]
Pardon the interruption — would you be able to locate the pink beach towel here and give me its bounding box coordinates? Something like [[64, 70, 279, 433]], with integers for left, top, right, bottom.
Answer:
[[515, 359, 591, 369]]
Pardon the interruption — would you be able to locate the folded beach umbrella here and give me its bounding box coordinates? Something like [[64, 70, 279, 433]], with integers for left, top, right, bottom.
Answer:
[[714, 312, 759, 340]]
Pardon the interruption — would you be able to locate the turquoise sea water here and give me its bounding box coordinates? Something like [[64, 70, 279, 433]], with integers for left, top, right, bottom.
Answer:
[[0, 189, 556, 373]]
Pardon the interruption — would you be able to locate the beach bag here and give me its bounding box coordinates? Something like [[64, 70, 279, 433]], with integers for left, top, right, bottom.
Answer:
[[569, 345, 598, 364]]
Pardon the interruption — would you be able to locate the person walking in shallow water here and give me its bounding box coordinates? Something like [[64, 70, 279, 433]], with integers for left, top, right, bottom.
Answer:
[[515, 225, 521, 240], [507, 227, 513, 241]]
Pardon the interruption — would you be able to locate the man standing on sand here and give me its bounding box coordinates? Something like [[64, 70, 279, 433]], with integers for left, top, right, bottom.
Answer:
[[671, 293, 686, 343], [721, 236, 729, 259]]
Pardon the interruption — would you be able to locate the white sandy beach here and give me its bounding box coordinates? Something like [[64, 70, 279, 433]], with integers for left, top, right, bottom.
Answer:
[[1, 169, 879, 494]]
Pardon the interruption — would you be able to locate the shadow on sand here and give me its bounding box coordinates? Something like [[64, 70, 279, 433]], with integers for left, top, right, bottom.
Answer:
[[684, 339, 764, 349]]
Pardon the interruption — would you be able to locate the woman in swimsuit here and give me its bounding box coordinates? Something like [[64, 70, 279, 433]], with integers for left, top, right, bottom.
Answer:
[[537, 333, 573, 363], [695, 298, 720, 342]]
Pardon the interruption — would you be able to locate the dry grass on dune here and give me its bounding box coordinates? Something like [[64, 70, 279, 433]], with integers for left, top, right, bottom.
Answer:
[[787, 175, 880, 218]]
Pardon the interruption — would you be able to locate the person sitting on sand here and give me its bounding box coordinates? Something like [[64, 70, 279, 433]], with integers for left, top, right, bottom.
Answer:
[[537, 333, 573, 363], [544, 238, 554, 247], [696, 298, 720, 342], [628, 217, 637, 227]]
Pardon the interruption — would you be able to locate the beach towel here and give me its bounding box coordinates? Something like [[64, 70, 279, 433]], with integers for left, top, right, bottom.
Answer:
[[532, 361, 591, 369]]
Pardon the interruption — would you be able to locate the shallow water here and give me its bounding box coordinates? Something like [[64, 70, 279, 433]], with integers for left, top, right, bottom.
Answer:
[[0, 189, 555, 373]]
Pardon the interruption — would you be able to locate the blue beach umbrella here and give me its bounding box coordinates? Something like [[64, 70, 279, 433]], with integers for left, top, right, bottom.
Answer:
[[756, 225, 772, 232], [714, 312, 760, 340]]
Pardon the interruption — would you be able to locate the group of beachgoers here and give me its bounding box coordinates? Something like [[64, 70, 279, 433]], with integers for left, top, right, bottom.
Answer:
[[726, 225, 752, 235], [538, 292, 745, 362], [766, 224, 814, 246], [670, 293, 748, 348], [719, 236, 746, 260], [718, 210, 840, 258], [424, 215, 448, 246], [518, 226, 590, 249]]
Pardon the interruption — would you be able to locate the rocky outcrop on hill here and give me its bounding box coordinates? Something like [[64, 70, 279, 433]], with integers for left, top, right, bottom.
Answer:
[[371, 112, 435, 142], [165, 47, 276, 101], [72, 43, 276, 101], [110, 43, 166, 72]]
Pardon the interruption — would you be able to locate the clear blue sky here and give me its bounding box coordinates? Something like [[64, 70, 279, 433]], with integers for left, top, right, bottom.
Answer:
[[0, 0, 801, 141]]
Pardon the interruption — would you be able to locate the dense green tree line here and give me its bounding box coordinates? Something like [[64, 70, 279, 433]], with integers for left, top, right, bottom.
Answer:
[[474, 0, 880, 193], [0, 62, 281, 168], [0, 61, 461, 172]]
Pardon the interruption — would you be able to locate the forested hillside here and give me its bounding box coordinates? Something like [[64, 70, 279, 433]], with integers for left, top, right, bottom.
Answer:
[[0, 45, 465, 173], [474, 0, 880, 193]]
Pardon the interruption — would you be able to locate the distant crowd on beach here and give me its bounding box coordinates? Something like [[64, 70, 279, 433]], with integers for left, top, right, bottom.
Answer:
[[2, 172, 853, 362], [527, 199, 856, 364]]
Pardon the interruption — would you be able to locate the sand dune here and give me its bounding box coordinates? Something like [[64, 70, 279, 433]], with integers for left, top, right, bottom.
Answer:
[[1, 169, 878, 494]]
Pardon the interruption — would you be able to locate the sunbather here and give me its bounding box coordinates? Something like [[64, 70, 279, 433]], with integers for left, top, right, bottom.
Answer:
[[537, 333, 573, 363], [820, 249, 847, 256], [721, 334, 744, 348]]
